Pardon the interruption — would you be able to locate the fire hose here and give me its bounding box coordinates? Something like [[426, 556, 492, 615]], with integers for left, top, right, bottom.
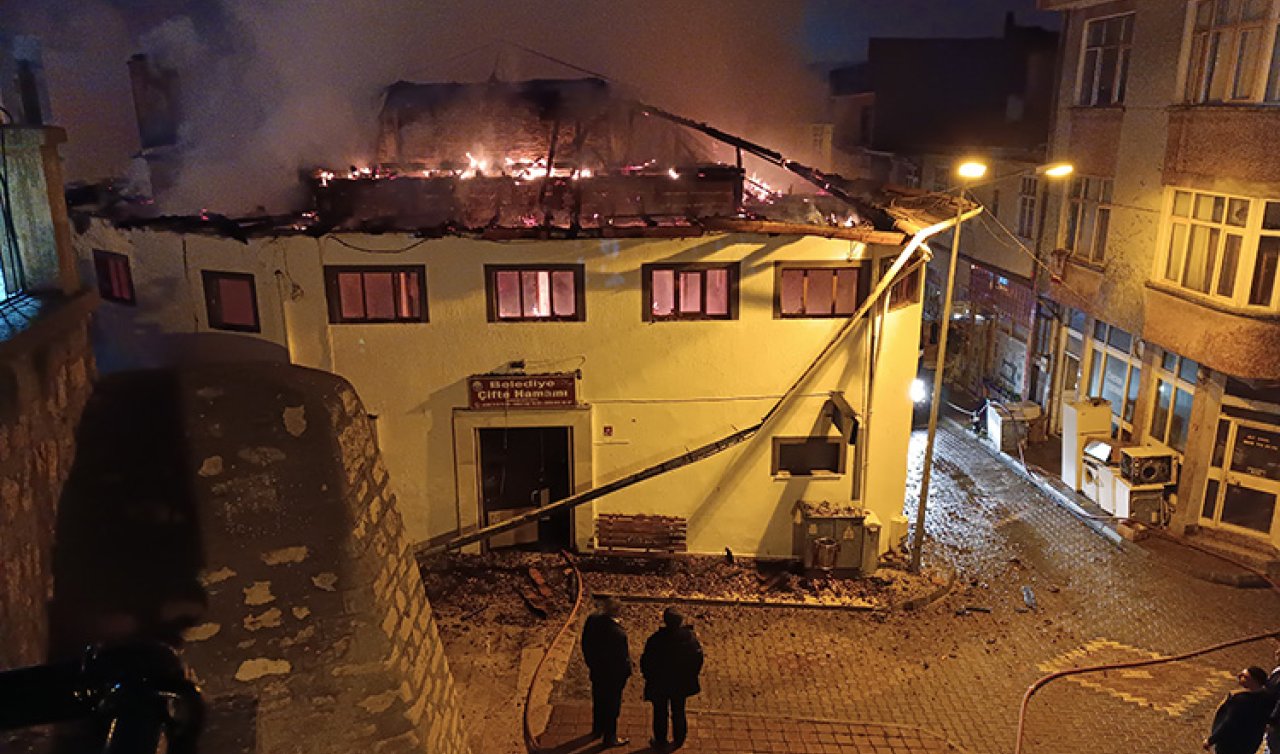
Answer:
[[1012, 533, 1280, 754], [523, 551, 586, 754]]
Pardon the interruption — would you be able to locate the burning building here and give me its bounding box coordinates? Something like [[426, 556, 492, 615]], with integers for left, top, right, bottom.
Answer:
[[72, 74, 961, 564]]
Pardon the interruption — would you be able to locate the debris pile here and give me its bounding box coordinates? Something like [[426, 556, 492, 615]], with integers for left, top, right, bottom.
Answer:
[[576, 554, 944, 609]]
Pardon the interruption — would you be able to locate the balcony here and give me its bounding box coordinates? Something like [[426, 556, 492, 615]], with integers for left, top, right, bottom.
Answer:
[[1143, 282, 1280, 380], [1165, 105, 1280, 193], [1065, 107, 1123, 177]]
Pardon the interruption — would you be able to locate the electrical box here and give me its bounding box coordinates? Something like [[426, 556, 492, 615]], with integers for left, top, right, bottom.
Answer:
[[1061, 398, 1112, 492], [793, 502, 879, 575]]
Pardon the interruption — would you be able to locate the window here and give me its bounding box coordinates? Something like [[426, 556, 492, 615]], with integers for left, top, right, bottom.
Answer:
[[1017, 176, 1038, 239], [643, 263, 737, 321], [1158, 188, 1280, 309], [772, 436, 844, 477], [1065, 176, 1113, 264], [1150, 351, 1198, 452], [777, 265, 861, 318], [878, 258, 921, 310], [1085, 320, 1142, 439], [92, 250, 135, 305], [1060, 308, 1093, 402], [1185, 0, 1277, 103], [1078, 13, 1134, 106], [202, 271, 259, 332], [324, 266, 426, 323], [486, 265, 584, 322]]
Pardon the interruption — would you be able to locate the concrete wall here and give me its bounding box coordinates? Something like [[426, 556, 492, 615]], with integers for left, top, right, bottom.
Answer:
[[75, 222, 922, 559], [0, 294, 96, 669]]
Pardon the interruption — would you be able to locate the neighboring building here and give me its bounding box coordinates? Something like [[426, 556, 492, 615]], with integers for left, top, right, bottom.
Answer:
[[0, 123, 95, 672], [828, 16, 1060, 402], [71, 77, 952, 561], [1035, 0, 1280, 560]]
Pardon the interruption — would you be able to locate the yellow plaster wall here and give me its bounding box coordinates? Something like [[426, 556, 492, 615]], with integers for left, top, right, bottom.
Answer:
[[76, 223, 922, 558]]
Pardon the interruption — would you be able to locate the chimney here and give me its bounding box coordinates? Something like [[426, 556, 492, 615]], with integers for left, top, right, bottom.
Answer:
[[128, 54, 181, 150], [0, 35, 52, 126]]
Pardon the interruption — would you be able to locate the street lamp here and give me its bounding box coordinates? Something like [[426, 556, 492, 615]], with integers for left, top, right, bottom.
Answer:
[[907, 159, 1074, 574]]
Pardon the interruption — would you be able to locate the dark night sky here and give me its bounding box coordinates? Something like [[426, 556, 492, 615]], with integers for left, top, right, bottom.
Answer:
[[0, 0, 1061, 212], [804, 0, 1060, 64]]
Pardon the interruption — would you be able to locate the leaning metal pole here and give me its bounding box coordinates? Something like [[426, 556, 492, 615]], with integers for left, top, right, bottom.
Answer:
[[909, 195, 972, 573]]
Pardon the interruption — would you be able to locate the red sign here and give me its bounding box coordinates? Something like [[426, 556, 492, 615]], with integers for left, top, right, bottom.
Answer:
[[467, 373, 578, 409]]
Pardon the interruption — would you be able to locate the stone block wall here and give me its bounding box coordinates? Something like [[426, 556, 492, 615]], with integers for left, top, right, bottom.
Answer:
[[0, 296, 96, 669], [177, 363, 469, 754]]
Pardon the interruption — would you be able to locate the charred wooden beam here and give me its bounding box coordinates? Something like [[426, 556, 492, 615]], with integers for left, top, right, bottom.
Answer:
[[633, 101, 893, 229]]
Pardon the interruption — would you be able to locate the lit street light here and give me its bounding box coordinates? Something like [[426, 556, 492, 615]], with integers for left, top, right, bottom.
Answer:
[[908, 159, 1074, 574]]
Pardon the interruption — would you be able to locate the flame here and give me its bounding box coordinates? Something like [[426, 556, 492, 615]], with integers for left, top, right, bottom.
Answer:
[[743, 173, 781, 204]]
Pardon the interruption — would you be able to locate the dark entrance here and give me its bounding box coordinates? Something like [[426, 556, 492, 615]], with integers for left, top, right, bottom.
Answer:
[[478, 426, 573, 551]]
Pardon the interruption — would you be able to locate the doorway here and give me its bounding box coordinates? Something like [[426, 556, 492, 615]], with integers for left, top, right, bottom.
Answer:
[[478, 426, 573, 551], [1201, 416, 1280, 545]]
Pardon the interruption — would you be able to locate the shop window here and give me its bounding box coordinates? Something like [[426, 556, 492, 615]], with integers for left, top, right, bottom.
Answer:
[[486, 265, 584, 322], [324, 266, 426, 323], [202, 270, 259, 332], [1085, 321, 1141, 438], [93, 250, 135, 305], [1184, 0, 1278, 103], [1152, 352, 1202, 447], [777, 265, 860, 318], [1065, 176, 1113, 264], [1079, 13, 1134, 106], [1017, 176, 1038, 239], [644, 263, 738, 321], [1158, 188, 1280, 311], [772, 437, 844, 477]]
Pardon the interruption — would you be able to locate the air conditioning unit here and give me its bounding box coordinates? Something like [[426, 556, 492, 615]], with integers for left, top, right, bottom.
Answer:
[[1114, 477, 1166, 525], [1119, 446, 1176, 486]]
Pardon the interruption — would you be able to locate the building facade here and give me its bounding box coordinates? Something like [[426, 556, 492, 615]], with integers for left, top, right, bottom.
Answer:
[[828, 18, 1060, 402], [1037, 0, 1280, 558], [74, 219, 933, 560]]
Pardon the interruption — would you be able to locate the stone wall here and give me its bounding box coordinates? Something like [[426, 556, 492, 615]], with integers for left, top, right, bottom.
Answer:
[[175, 364, 470, 754], [0, 294, 96, 669]]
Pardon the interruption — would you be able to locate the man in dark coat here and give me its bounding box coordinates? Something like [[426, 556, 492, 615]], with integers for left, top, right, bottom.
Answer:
[[1265, 644, 1279, 754], [640, 607, 704, 750], [1204, 666, 1273, 754], [581, 597, 630, 747]]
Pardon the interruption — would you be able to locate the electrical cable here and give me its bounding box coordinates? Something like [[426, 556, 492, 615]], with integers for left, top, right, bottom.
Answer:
[[963, 191, 1098, 313], [1012, 529, 1280, 754], [323, 234, 433, 254]]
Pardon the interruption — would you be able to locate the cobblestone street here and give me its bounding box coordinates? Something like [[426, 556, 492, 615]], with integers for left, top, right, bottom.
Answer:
[[542, 422, 1280, 754]]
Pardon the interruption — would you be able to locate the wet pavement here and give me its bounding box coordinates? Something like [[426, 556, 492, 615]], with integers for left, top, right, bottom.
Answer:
[[539, 422, 1280, 754]]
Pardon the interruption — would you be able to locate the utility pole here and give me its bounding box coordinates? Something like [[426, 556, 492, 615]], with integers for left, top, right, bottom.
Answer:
[[909, 188, 970, 573]]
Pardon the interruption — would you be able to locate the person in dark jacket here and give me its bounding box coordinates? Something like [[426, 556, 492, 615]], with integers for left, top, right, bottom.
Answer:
[[1265, 644, 1280, 754], [640, 608, 704, 750], [581, 597, 631, 748], [1204, 666, 1274, 754]]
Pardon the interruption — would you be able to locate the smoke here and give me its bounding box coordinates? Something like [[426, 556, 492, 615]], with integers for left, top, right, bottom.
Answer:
[[1, 0, 828, 215]]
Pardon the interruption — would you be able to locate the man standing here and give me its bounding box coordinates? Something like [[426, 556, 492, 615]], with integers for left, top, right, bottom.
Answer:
[[1266, 644, 1280, 754], [1204, 666, 1273, 754], [581, 597, 630, 748], [641, 608, 704, 751]]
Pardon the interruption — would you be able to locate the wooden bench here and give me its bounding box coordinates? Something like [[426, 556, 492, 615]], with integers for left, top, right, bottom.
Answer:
[[594, 514, 687, 556]]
